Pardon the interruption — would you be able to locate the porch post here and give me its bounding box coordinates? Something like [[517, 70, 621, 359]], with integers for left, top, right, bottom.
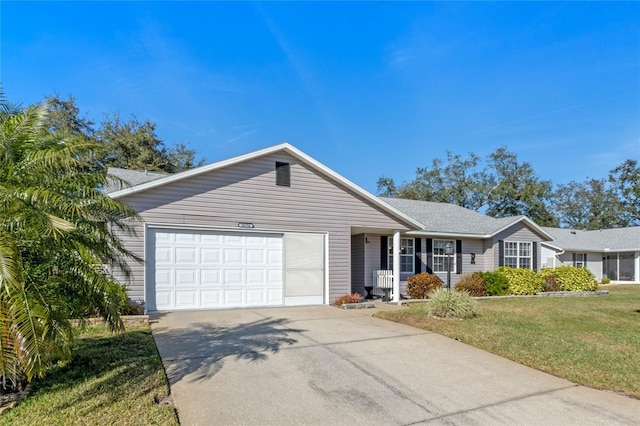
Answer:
[[392, 230, 401, 303]]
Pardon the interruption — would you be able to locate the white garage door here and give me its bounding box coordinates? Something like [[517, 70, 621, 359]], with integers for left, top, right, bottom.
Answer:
[[149, 229, 283, 311]]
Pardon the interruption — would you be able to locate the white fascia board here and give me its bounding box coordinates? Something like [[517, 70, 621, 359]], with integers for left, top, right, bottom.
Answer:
[[540, 241, 564, 252], [405, 230, 489, 239], [108, 142, 423, 230]]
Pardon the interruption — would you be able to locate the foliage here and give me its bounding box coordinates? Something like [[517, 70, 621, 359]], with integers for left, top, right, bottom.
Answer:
[[601, 278, 611, 284], [454, 273, 486, 296], [407, 272, 443, 299], [0, 91, 139, 382], [541, 266, 598, 292], [426, 289, 477, 319], [0, 325, 178, 425], [542, 274, 560, 292], [554, 179, 625, 230], [378, 151, 490, 210], [609, 159, 640, 226], [477, 271, 510, 296], [377, 285, 640, 399], [495, 267, 544, 295], [45, 94, 203, 173], [333, 293, 362, 305]]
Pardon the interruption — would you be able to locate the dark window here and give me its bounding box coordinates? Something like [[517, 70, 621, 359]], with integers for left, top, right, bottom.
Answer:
[[275, 162, 290, 186]]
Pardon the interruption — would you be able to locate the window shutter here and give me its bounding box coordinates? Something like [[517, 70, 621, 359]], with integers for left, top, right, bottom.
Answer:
[[456, 240, 462, 274], [533, 242, 538, 272], [572, 253, 577, 267], [275, 162, 291, 186], [426, 238, 433, 273], [380, 236, 388, 269], [584, 253, 587, 267], [414, 238, 421, 274], [498, 240, 504, 267]]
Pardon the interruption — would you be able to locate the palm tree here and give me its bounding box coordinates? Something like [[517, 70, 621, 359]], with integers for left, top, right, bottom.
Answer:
[[0, 90, 138, 382]]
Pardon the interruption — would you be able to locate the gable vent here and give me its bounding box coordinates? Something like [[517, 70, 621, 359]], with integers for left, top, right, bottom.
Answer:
[[275, 162, 291, 186]]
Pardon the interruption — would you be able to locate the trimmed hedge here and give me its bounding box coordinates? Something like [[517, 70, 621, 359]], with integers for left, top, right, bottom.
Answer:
[[407, 272, 443, 299], [477, 271, 510, 296], [541, 266, 598, 292], [427, 289, 477, 319], [495, 267, 544, 295], [455, 273, 486, 297]]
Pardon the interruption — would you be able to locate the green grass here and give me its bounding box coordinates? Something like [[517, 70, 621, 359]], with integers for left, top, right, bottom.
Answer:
[[1, 325, 178, 425], [376, 285, 640, 399]]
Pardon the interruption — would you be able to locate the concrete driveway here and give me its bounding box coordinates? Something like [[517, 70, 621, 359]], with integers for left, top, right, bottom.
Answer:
[[150, 305, 640, 425]]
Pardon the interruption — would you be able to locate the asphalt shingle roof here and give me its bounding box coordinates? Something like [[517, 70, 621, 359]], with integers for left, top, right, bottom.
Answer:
[[379, 197, 528, 236], [104, 167, 168, 194], [542, 227, 640, 252]]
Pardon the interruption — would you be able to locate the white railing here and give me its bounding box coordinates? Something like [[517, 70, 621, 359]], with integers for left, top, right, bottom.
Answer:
[[372, 270, 394, 300]]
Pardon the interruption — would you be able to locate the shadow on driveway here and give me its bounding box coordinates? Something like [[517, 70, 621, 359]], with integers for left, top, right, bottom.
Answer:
[[151, 316, 305, 385]]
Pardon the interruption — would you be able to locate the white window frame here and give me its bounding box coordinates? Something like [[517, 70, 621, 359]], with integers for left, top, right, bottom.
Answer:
[[433, 239, 456, 273], [504, 241, 532, 269], [388, 238, 415, 274]]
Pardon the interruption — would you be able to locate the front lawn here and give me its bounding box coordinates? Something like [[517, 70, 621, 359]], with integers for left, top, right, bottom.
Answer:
[[376, 285, 640, 399], [0, 324, 178, 425]]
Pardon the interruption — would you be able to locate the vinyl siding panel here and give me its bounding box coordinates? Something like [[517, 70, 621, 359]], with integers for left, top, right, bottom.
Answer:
[[113, 153, 411, 303]]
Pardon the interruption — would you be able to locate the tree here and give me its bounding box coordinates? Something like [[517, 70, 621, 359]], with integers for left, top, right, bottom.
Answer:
[[553, 179, 622, 229], [609, 159, 640, 226], [0, 92, 138, 382], [44, 93, 203, 173], [377, 147, 557, 225], [485, 147, 557, 226]]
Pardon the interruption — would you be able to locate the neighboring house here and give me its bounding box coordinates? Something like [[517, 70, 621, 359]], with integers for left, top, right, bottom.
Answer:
[[541, 227, 640, 284], [106, 143, 553, 312]]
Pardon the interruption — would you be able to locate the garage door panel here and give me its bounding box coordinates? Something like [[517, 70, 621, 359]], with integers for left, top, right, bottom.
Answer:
[[175, 269, 197, 286], [175, 291, 197, 308], [176, 248, 197, 263], [201, 248, 221, 263], [246, 289, 265, 305], [155, 269, 172, 286], [200, 234, 221, 244], [200, 290, 222, 307], [224, 248, 244, 264], [155, 291, 172, 308], [175, 233, 197, 243], [224, 289, 243, 305], [246, 269, 266, 284], [224, 269, 244, 284], [201, 269, 221, 285], [246, 249, 266, 265], [156, 247, 172, 264]]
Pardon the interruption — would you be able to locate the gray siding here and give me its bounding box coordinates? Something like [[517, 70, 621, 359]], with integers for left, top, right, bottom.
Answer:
[[492, 222, 543, 271], [114, 152, 411, 303]]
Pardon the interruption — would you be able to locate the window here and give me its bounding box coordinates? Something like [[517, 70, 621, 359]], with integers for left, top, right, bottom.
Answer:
[[504, 241, 532, 269], [388, 238, 414, 273], [433, 240, 455, 273], [574, 253, 585, 268]]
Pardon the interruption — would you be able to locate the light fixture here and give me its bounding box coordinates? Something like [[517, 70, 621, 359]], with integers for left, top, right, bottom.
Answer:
[[238, 222, 255, 229]]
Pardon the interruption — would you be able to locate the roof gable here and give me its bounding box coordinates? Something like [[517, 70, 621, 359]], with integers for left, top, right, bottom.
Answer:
[[107, 143, 424, 230]]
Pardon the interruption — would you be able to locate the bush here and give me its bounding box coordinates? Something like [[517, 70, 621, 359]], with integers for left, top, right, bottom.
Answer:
[[477, 271, 510, 296], [496, 267, 544, 295], [542, 274, 560, 292], [334, 293, 362, 306], [427, 289, 477, 319], [407, 272, 443, 299], [601, 277, 611, 284], [455, 273, 486, 296], [541, 266, 598, 292]]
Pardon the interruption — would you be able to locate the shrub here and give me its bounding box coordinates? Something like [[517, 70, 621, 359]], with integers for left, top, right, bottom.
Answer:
[[454, 273, 486, 297], [333, 293, 362, 306], [542, 274, 560, 292], [477, 271, 510, 296], [541, 266, 598, 292], [495, 267, 544, 295], [427, 289, 477, 319], [407, 272, 443, 299], [601, 277, 611, 284]]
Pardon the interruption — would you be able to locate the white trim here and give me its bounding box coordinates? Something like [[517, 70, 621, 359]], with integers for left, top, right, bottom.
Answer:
[[108, 143, 423, 230], [324, 233, 330, 305]]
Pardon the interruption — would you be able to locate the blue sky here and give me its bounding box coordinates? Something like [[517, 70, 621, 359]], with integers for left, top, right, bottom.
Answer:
[[2, 1, 639, 193]]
